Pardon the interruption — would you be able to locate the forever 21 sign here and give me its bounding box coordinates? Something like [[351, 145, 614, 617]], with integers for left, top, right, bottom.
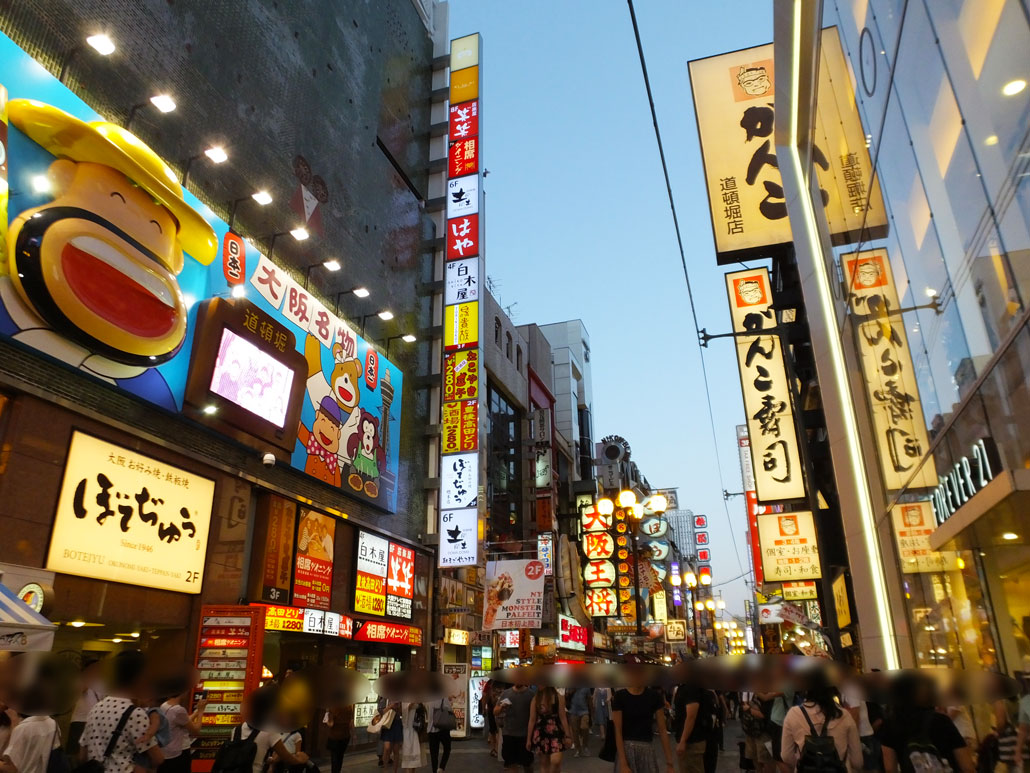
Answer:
[[931, 438, 998, 525]]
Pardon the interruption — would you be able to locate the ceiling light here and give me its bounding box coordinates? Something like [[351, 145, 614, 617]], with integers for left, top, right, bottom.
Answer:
[[131, 632, 140, 638], [31, 175, 51, 194], [149, 94, 176, 113], [1002, 79, 1026, 96], [70, 621, 86, 628], [402, 334, 417, 343], [377, 310, 394, 321], [353, 287, 370, 298], [111, 638, 122, 644], [290, 227, 309, 241], [985, 135, 999, 146], [204, 145, 228, 163], [203, 405, 218, 415], [86, 34, 116, 56], [231, 285, 246, 299], [1001, 532, 1019, 541], [323, 259, 342, 271], [252, 190, 273, 205]]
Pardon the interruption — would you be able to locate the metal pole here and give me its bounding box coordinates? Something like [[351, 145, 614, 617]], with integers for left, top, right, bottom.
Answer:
[[632, 525, 643, 638]]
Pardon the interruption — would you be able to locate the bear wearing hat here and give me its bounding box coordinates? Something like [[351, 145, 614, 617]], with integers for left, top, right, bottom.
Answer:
[[297, 395, 343, 487], [1, 100, 217, 408]]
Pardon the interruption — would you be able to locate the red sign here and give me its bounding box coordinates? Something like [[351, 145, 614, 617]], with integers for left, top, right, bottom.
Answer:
[[353, 621, 423, 646], [698, 566, 712, 583], [364, 349, 379, 391], [293, 511, 335, 610], [559, 615, 588, 651], [387, 543, 415, 599], [448, 137, 479, 178], [222, 231, 246, 285], [697, 548, 711, 562], [695, 531, 709, 545], [200, 638, 250, 649], [449, 100, 479, 140], [694, 515, 708, 528], [446, 214, 479, 260], [339, 615, 353, 638], [746, 491, 764, 584]]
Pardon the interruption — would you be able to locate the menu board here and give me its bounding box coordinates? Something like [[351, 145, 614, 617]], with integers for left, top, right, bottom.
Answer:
[[192, 606, 265, 771]]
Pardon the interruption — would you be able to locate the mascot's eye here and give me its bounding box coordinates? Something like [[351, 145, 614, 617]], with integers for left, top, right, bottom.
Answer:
[[149, 219, 163, 233], [110, 191, 126, 203]]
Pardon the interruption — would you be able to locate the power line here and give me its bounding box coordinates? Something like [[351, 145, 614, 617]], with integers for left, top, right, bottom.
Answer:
[[626, 0, 746, 580]]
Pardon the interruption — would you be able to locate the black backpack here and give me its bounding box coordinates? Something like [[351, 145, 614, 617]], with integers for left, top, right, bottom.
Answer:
[[797, 706, 847, 773], [212, 723, 259, 773], [902, 713, 953, 773]]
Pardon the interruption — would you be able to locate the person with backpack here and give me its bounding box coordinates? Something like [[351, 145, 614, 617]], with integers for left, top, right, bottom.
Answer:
[[703, 691, 727, 773], [673, 679, 710, 773], [0, 710, 57, 773], [427, 696, 454, 773], [780, 673, 861, 773], [879, 672, 973, 773], [214, 685, 309, 773], [741, 691, 775, 773]]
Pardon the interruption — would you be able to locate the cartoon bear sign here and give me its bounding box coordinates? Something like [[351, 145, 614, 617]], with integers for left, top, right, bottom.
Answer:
[[1, 100, 217, 409], [303, 333, 363, 474]]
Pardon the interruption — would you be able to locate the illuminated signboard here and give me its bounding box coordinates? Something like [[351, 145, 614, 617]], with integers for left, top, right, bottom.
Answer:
[[891, 502, 959, 574], [438, 508, 478, 568], [558, 614, 587, 652], [757, 512, 822, 581], [293, 509, 335, 610], [353, 530, 414, 620], [442, 350, 479, 401], [47, 432, 214, 594], [0, 36, 404, 513]]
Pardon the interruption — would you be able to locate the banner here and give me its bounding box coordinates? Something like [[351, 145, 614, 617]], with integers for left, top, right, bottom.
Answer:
[[843, 249, 936, 490], [47, 432, 214, 594], [483, 559, 545, 630], [292, 510, 334, 610], [726, 269, 805, 502], [688, 27, 886, 264], [757, 511, 822, 581]]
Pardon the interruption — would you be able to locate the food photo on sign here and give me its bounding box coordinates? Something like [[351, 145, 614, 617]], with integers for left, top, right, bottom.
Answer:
[[0, 33, 404, 513], [482, 559, 545, 630]]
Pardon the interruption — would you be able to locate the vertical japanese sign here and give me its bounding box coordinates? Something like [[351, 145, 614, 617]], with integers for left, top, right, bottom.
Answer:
[[756, 512, 822, 581], [688, 28, 886, 265], [726, 269, 806, 502], [737, 425, 764, 584], [890, 502, 958, 573], [581, 506, 617, 618], [293, 509, 335, 610], [438, 34, 485, 566], [843, 249, 936, 490], [258, 496, 297, 604]]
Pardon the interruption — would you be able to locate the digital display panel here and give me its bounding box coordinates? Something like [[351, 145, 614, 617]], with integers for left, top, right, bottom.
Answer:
[[210, 328, 295, 428]]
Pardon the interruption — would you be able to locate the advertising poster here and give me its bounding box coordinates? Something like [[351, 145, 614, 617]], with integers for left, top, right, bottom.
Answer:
[[757, 511, 822, 581], [442, 350, 479, 401], [438, 508, 478, 568], [259, 496, 296, 604], [292, 510, 334, 610], [0, 32, 403, 512], [890, 502, 959, 574], [47, 432, 214, 594], [441, 663, 469, 738], [483, 559, 545, 630]]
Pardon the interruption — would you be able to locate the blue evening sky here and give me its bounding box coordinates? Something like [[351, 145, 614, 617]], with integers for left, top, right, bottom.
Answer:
[[446, 0, 776, 618]]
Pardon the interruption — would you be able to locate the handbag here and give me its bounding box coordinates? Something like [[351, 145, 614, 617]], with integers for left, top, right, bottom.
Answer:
[[368, 708, 396, 734], [434, 699, 457, 732], [72, 705, 136, 773], [47, 724, 70, 773], [413, 704, 428, 734], [599, 719, 616, 762]]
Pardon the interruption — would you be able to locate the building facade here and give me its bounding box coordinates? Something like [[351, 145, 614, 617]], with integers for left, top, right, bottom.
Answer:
[[774, 0, 1030, 676]]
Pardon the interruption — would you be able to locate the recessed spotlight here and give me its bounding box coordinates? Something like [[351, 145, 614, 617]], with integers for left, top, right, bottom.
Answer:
[[1002, 79, 1026, 97], [1001, 532, 1019, 540], [131, 632, 140, 638], [323, 259, 342, 271], [231, 285, 246, 298], [353, 287, 370, 298], [252, 190, 273, 205], [203, 405, 218, 415], [111, 638, 122, 644], [149, 94, 176, 113], [204, 146, 228, 163], [377, 310, 394, 321], [402, 334, 417, 343], [31, 175, 51, 194], [290, 227, 309, 241], [985, 135, 999, 146], [86, 34, 116, 56], [69, 621, 86, 628]]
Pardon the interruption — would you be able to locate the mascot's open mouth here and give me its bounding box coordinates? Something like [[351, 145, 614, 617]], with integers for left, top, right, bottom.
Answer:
[[337, 384, 354, 403], [62, 235, 178, 338]]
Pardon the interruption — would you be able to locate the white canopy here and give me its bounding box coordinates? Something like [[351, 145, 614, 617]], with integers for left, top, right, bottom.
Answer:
[[0, 583, 55, 651]]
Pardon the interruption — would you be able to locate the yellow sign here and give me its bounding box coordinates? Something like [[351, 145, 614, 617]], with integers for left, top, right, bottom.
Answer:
[[890, 502, 958, 574], [688, 28, 886, 264], [653, 590, 668, 622], [444, 301, 478, 351], [262, 605, 304, 631], [47, 432, 214, 593], [781, 581, 819, 601], [833, 574, 851, 629], [757, 512, 822, 581], [450, 34, 479, 72], [445, 627, 470, 646], [450, 66, 479, 104]]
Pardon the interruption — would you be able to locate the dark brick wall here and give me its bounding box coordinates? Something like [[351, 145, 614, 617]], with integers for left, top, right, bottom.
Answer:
[[0, 0, 437, 542]]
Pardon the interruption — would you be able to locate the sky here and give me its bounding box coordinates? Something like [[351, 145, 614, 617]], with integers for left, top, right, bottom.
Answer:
[[445, 0, 776, 618]]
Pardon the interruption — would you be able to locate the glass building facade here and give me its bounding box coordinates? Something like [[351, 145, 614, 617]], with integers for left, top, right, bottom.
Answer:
[[777, 0, 1030, 677]]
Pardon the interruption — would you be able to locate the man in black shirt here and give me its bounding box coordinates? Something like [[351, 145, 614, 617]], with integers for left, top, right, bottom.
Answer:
[[674, 682, 708, 773]]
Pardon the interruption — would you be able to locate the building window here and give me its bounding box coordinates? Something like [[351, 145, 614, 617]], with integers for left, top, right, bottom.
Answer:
[[494, 317, 502, 346], [516, 345, 523, 372], [583, 343, 591, 362], [487, 382, 524, 544], [506, 332, 512, 360]]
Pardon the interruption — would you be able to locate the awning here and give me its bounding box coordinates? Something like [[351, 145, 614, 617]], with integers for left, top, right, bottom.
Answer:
[[0, 583, 56, 652]]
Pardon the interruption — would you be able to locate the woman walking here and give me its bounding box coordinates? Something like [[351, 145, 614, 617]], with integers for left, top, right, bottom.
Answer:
[[322, 701, 353, 773], [527, 686, 572, 773], [398, 702, 427, 771], [158, 681, 205, 773], [780, 674, 862, 772], [427, 696, 453, 773]]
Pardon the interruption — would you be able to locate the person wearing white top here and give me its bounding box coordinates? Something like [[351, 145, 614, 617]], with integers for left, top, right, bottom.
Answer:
[[0, 715, 58, 773]]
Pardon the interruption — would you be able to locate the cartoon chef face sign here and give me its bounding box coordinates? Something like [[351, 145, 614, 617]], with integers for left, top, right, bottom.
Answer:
[[6, 101, 216, 366], [737, 65, 772, 96]]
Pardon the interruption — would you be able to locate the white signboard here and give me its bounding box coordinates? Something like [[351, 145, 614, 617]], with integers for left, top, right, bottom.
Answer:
[[665, 619, 686, 642], [891, 501, 959, 574], [726, 268, 805, 502], [469, 675, 489, 730], [47, 432, 214, 594], [438, 508, 478, 567], [302, 608, 325, 634], [483, 559, 545, 630], [441, 453, 478, 509], [843, 249, 936, 491], [356, 531, 389, 577], [441, 664, 469, 737], [757, 511, 822, 581], [445, 258, 479, 305], [446, 175, 479, 218]]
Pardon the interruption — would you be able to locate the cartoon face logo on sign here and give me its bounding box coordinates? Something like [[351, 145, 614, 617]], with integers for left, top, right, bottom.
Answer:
[[4, 101, 216, 383]]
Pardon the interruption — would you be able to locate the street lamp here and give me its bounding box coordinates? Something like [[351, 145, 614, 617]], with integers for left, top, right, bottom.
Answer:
[[596, 498, 615, 516], [618, 490, 637, 508]]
